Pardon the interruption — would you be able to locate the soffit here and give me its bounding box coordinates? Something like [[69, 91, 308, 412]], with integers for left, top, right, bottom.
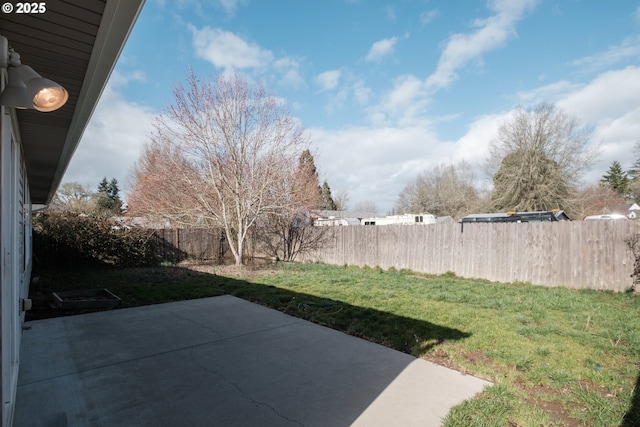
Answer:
[[0, 0, 145, 203]]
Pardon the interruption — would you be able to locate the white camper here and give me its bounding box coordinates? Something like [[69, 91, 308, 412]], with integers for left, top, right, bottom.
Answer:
[[361, 213, 436, 226]]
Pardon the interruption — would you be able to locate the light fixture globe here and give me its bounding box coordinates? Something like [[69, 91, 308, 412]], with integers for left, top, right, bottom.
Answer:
[[2, 64, 69, 112], [27, 78, 68, 112]]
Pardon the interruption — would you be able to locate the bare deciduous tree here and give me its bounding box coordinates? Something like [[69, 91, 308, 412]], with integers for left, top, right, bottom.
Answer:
[[395, 161, 481, 219], [353, 200, 378, 215], [52, 182, 96, 213], [333, 190, 349, 211], [128, 139, 202, 226], [491, 149, 570, 211], [255, 150, 329, 261], [486, 103, 597, 212], [569, 184, 629, 220], [128, 71, 309, 265]]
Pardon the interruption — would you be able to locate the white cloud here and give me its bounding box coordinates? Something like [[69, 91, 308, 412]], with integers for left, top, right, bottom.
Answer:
[[453, 113, 504, 164], [273, 57, 304, 88], [425, 0, 538, 90], [571, 36, 640, 72], [384, 75, 424, 113], [554, 66, 640, 179], [372, 74, 430, 126], [456, 65, 640, 186], [189, 25, 304, 87], [307, 106, 518, 213], [365, 36, 399, 63], [108, 70, 147, 87], [190, 26, 274, 71], [216, 0, 245, 15], [515, 80, 580, 105], [320, 79, 374, 115], [156, 0, 246, 19], [420, 9, 439, 25], [557, 66, 640, 124], [315, 69, 342, 91], [62, 78, 156, 197], [309, 59, 640, 212], [352, 80, 373, 105], [310, 125, 442, 213], [384, 6, 396, 22], [312, 37, 640, 212]]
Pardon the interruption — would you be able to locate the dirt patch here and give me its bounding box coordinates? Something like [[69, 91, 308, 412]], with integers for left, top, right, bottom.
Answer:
[[526, 384, 585, 427], [422, 349, 590, 427], [178, 259, 280, 279], [423, 349, 496, 375], [463, 350, 494, 366], [422, 349, 457, 370], [193, 265, 278, 280]]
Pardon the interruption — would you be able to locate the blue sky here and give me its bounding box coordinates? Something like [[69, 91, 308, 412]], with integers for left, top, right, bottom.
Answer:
[[64, 0, 640, 214]]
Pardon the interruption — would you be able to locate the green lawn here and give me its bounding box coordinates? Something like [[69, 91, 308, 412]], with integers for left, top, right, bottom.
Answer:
[[30, 262, 640, 426]]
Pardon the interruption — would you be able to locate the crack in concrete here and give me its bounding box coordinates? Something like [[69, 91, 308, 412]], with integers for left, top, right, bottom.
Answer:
[[165, 309, 223, 340], [189, 348, 305, 426]]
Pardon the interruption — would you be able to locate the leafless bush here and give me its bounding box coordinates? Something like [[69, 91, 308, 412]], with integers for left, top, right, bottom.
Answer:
[[254, 214, 332, 262], [625, 233, 640, 292]]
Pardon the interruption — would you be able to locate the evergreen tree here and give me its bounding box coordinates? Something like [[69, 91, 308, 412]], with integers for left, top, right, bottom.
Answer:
[[298, 149, 323, 207], [628, 158, 640, 182], [600, 161, 629, 196], [321, 180, 337, 210], [299, 149, 318, 177], [628, 142, 640, 202], [96, 177, 123, 213], [97, 177, 109, 194]]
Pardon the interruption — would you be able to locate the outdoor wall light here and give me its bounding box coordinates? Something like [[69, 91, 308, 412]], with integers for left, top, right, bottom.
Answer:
[[0, 36, 68, 112]]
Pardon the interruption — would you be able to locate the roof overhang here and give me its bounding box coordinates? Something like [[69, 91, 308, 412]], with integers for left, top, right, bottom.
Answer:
[[0, 0, 145, 204]]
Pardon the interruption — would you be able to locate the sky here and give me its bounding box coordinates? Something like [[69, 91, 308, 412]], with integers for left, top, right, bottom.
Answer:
[[63, 0, 640, 214]]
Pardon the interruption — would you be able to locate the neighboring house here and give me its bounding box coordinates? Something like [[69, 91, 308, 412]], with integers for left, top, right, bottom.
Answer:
[[611, 203, 640, 220], [0, 2, 144, 425]]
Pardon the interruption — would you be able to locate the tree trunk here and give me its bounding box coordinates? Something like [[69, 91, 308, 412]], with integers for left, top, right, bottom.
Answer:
[[235, 230, 244, 266]]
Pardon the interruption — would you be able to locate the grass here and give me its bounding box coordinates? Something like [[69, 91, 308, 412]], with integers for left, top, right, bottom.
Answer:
[[29, 261, 640, 427]]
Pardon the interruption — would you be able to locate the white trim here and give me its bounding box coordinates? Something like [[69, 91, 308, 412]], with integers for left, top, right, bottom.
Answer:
[[0, 97, 33, 427], [48, 0, 145, 202]]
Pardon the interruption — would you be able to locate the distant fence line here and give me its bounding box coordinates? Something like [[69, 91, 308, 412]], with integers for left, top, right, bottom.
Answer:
[[136, 222, 639, 291], [300, 221, 640, 292]]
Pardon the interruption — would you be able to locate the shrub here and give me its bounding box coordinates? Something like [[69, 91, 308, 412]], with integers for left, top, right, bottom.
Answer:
[[625, 233, 640, 292], [33, 210, 161, 268]]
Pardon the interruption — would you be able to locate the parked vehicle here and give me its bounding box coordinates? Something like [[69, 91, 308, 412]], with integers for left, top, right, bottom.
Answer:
[[583, 214, 628, 221], [461, 210, 571, 223], [361, 213, 436, 226]]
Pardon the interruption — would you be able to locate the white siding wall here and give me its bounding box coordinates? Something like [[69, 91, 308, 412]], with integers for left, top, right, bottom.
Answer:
[[0, 105, 32, 426]]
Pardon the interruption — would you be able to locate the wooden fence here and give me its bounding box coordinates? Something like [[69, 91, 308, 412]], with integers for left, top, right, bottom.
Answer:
[[300, 221, 640, 292], [151, 228, 227, 262]]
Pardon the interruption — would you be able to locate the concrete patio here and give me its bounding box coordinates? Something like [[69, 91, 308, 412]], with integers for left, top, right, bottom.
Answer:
[[15, 295, 490, 426]]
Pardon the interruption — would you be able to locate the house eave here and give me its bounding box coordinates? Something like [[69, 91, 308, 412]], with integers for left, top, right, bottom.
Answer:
[[0, 0, 145, 204]]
